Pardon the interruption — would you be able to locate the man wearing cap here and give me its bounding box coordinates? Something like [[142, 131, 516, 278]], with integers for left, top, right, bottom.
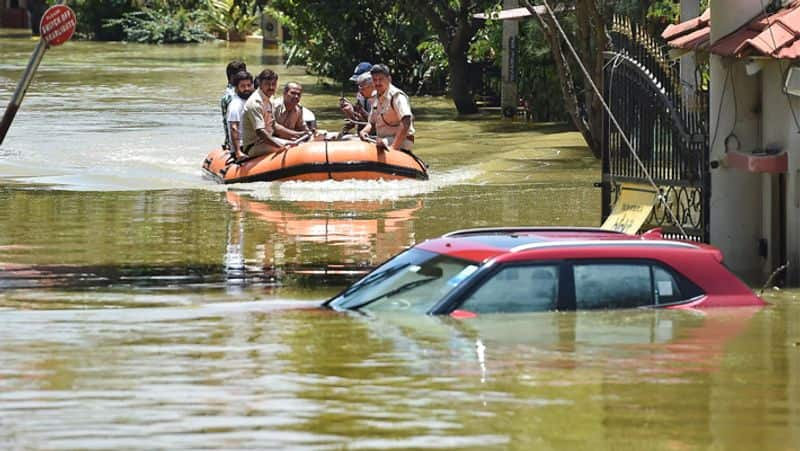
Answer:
[[340, 62, 372, 124], [358, 64, 415, 151], [341, 73, 376, 134]]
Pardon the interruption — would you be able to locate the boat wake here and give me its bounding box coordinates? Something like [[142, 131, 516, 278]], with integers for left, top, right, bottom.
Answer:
[[229, 167, 480, 202]]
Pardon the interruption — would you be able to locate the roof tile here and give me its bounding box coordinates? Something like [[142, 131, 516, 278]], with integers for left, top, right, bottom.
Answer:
[[664, 2, 800, 59]]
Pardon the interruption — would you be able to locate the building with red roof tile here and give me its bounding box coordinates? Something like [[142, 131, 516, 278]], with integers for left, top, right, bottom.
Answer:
[[662, 0, 800, 283], [663, 2, 800, 59]]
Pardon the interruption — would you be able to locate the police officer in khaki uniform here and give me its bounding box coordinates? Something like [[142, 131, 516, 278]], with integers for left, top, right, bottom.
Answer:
[[358, 64, 415, 151], [241, 69, 286, 158]]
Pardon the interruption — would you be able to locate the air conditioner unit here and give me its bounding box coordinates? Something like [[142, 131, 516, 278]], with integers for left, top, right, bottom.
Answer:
[[784, 66, 800, 97]]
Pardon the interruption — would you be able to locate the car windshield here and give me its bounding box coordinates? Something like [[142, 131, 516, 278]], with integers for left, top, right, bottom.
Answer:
[[327, 248, 478, 313]]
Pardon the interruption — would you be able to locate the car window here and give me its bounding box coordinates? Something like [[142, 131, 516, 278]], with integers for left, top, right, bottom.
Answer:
[[653, 266, 683, 304], [459, 264, 559, 314], [574, 263, 653, 309], [327, 248, 477, 313]]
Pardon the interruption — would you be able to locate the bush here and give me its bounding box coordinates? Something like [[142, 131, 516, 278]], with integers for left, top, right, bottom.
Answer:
[[104, 8, 214, 44], [69, 0, 135, 41]]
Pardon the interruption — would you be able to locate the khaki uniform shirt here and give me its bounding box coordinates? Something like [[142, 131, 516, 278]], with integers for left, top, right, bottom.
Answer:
[[368, 84, 415, 148], [242, 89, 275, 149], [273, 100, 308, 133]]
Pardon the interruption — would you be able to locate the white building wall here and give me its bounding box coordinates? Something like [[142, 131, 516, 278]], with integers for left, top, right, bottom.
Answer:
[[709, 58, 763, 281], [708, 0, 766, 282], [762, 61, 800, 283]]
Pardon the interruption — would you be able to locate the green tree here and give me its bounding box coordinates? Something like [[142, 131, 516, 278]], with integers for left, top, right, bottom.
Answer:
[[269, 0, 429, 91], [69, 0, 136, 40], [404, 0, 498, 114], [523, 0, 607, 158], [204, 0, 262, 41]]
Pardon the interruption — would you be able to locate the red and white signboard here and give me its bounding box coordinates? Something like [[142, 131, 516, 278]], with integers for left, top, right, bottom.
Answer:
[[40, 5, 76, 47]]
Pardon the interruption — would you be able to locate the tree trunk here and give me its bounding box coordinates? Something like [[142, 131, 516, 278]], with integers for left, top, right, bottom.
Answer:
[[523, 0, 606, 158], [524, 0, 596, 156], [448, 47, 478, 114], [444, 18, 479, 115], [585, 0, 607, 159]]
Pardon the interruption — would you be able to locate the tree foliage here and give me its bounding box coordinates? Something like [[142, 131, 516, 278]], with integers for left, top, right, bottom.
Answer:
[[270, 0, 429, 91], [104, 7, 212, 44], [69, 0, 136, 41], [271, 0, 497, 113], [406, 0, 498, 113], [204, 0, 262, 41], [67, 0, 255, 42]]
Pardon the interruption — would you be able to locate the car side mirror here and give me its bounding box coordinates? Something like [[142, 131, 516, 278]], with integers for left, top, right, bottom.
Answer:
[[450, 309, 477, 319]]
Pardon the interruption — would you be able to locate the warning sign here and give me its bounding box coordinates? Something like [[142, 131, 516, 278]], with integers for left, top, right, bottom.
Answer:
[[40, 5, 76, 47], [601, 184, 658, 235]]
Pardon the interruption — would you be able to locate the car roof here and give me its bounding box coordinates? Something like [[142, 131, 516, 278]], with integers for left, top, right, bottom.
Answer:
[[416, 227, 702, 262]]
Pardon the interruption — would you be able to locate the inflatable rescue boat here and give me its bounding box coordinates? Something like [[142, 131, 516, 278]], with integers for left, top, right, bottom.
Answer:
[[202, 139, 428, 184]]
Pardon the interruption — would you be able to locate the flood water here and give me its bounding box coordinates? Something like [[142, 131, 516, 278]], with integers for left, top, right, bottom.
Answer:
[[1, 35, 799, 450]]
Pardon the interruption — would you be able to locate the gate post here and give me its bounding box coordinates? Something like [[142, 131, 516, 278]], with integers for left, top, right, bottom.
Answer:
[[679, 0, 700, 97], [500, 0, 519, 118]]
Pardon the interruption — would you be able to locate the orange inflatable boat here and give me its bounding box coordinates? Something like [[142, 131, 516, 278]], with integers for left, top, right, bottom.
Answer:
[[202, 139, 428, 183]]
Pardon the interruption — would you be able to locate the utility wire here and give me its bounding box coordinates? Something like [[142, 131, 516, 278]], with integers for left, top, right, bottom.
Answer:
[[537, 0, 689, 239]]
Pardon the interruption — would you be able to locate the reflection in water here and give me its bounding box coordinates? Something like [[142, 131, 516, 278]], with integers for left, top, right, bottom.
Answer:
[[1, 301, 788, 449], [224, 191, 422, 285]]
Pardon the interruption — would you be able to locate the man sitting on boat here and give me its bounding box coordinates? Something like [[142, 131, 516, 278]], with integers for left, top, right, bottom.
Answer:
[[358, 64, 415, 151], [241, 69, 286, 159], [341, 73, 376, 134], [340, 62, 373, 128], [226, 71, 254, 161], [273, 82, 310, 140], [220, 60, 246, 149]]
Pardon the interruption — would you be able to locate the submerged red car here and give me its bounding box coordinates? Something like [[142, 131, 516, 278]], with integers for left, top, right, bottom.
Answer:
[[325, 227, 766, 315]]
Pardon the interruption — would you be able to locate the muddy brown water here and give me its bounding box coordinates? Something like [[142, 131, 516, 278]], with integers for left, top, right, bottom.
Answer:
[[1, 35, 799, 450]]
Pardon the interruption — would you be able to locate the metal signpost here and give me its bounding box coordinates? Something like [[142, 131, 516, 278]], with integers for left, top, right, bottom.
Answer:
[[0, 3, 75, 146]]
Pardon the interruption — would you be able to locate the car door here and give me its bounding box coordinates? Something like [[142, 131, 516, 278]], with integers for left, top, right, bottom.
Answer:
[[451, 262, 563, 314], [569, 259, 703, 310]]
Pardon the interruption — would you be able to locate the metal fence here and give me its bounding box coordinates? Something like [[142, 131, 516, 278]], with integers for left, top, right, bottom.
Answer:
[[601, 17, 710, 241]]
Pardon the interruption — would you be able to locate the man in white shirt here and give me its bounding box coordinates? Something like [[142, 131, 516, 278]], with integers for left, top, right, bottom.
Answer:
[[221, 60, 246, 149], [358, 64, 415, 151], [226, 71, 254, 161]]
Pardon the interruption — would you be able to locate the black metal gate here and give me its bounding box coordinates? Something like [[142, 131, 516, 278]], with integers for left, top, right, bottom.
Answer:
[[601, 17, 710, 241]]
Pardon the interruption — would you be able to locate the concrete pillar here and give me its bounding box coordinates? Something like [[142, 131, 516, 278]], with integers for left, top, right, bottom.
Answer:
[[500, 0, 519, 117], [708, 0, 765, 282], [679, 0, 700, 96], [261, 12, 282, 49]]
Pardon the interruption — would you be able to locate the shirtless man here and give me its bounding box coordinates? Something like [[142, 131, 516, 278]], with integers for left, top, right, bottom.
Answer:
[[273, 82, 309, 140]]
